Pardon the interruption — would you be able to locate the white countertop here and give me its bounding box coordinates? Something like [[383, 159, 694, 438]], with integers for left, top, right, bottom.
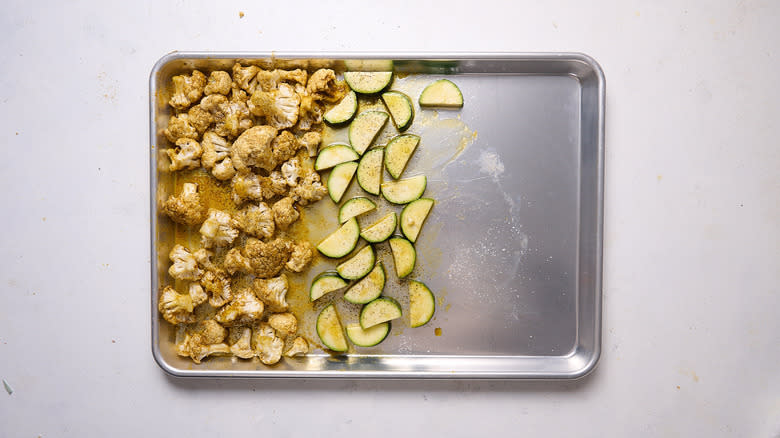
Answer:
[[1, 1, 778, 436]]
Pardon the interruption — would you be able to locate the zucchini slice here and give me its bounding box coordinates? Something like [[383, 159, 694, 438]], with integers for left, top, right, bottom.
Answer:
[[338, 197, 376, 224], [381, 174, 426, 204], [418, 79, 464, 108], [310, 271, 348, 301], [388, 236, 416, 278], [323, 90, 357, 124], [409, 280, 435, 328], [343, 262, 385, 304], [327, 161, 358, 203], [336, 245, 375, 280], [316, 304, 348, 352], [360, 212, 397, 243], [316, 218, 360, 258], [384, 134, 420, 179], [360, 297, 402, 329], [381, 91, 414, 131], [356, 147, 384, 195], [348, 111, 389, 155], [314, 143, 359, 171], [344, 71, 393, 94], [400, 198, 434, 243], [344, 59, 394, 72], [346, 322, 390, 347]]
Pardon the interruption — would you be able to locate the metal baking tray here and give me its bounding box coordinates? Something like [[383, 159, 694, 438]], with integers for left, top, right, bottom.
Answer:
[[150, 52, 604, 379]]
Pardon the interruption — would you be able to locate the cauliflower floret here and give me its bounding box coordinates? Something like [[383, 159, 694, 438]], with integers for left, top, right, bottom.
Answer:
[[281, 157, 302, 186], [268, 312, 297, 336], [289, 170, 328, 206], [268, 171, 290, 195], [169, 70, 207, 110], [248, 83, 301, 130], [223, 247, 252, 275], [175, 320, 230, 363], [255, 69, 308, 92], [167, 138, 202, 171], [200, 132, 236, 180], [253, 322, 284, 365], [200, 94, 253, 139], [158, 285, 204, 325], [215, 287, 265, 327], [230, 125, 278, 173], [235, 202, 275, 239], [244, 238, 292, 279], [232, 63, 259, 93], [228, 326, 255, 359], [306, 69, 347, 103], [188, 283, 208, 307], [253, 274, 289, 312], [163, 114, 198, 143], [284, 336, 309, 357], [297, 95, 323, 131], [204, 71, 231, 96], [192, 248, 233, 307], [272, 197, 300, 230], [286, 240, 314, 272], [272, 130, 303, 164], [168, 244, 202, 281], [300, 131, 321, 157], [199, 209, 239, 248], [161, 182, 206, 226], [212, 159, 237, 180], [187, 104, 213, 134], [230, 172, 264, 204], [230, 86, 249, 104]]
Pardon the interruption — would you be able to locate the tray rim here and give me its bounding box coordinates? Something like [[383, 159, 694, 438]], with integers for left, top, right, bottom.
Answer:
[[149, 51, 605, 379]]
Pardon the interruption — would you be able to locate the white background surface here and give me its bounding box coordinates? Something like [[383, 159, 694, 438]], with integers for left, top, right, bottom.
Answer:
[[1, 0, 778, 436]]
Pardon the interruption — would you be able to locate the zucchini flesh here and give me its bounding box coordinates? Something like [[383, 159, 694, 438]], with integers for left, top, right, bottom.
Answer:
[[316, 218, 360, 258], [400, 198, 434, 243], [348, 111, 388, 155], [344, 71, 393, 94], [356, 147, 384, 195], [327, 161, 358, 203], [315, 144, 359, 170], [381, 91, 414, 131], [310, 273, 348, 301], [409, 280, 435, 328], [336, 245, 375, 280], [316, 304, 348, 352], [346, 322, 390, 347], [384, 134, 420, 179], [360, 212, 397, 243], [344, 60, 394, 72], [343, 262, 385, 304], [360, 297, 402, 329], [324, 91, 357, 124], [388, 236, 416, 278], [381, 174, 426, 204], [418, 79, 463, 108], [338, 197, 376, 224]]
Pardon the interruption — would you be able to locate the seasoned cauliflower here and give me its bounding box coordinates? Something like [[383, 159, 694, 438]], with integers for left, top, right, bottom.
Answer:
[[284, 336, 309, 357], [297, 95, 323, 131], [253, 274, 289, 312], [215, 287, 265, 327], [161, 182, 206, 226], [289, 169, 328, 206], [230, 172, 264, 204], [286, 240, 314, 273], [158, 284, 206, 325], [300, 131, 321, 157], [268, 312, 297, 336], [199, 209, 239, 248], [204, 71, 231, 96], [187, 104, 213, 134], [175, 320, 230, 363], [244, 238, 292, 279], [201, 131, 236, 180], [192, 248, 233, 307], [268, 171, 290, 195], [272, 197, 299, 230], [272, 130, 303, 164], [167, 138, 202, 171], [230, 125, 278, 173], [280, 157, 302, 186], [228, 326, 255, 359], [223, 247, 252, 275], [169, 70, 207, 110], [253, 322, 284, 365], [200, 94, 253, 139], [248, 84, 300, 130], [232, 63, 259, 93], [163, 114, 198, 143], [306, 69, 347, 103], [235, 203, 275, 239], [255, 69, 308, 93], [168, 244, 202, 281]]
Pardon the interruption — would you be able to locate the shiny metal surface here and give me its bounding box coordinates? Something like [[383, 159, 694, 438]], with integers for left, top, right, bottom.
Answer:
[[150, 52, 605, 378]]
